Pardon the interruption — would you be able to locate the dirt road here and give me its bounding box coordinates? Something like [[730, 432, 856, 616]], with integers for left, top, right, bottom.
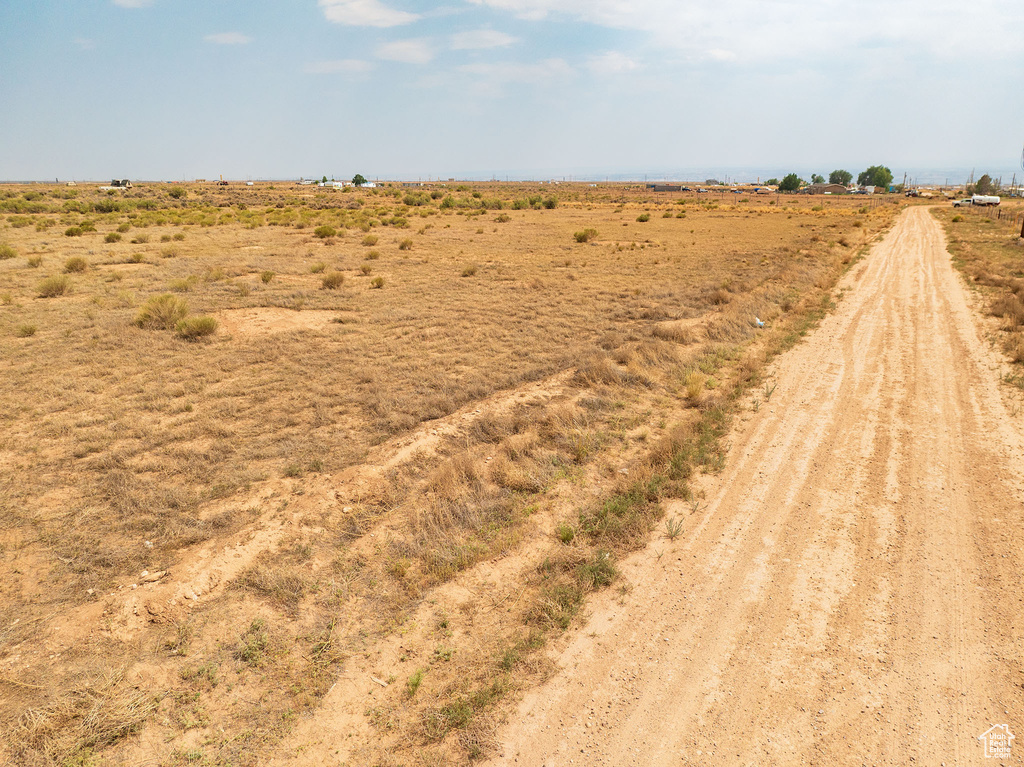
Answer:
[[484, 207, 1024, 765]]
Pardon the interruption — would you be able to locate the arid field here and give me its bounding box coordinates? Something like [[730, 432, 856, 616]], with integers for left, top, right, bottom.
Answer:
[[0, 182, 898, 765]]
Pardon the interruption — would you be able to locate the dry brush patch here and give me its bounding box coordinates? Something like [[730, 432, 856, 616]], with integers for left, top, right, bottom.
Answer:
[[934, 203, 1024, 380], [0, 182, 897, 765]]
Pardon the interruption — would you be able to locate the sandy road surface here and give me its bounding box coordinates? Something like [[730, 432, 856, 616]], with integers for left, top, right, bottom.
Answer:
[[484, 207, 1024, 766]]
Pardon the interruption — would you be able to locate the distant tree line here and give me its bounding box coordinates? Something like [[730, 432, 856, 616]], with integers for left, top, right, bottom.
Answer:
[[769, 165, 893, 192]]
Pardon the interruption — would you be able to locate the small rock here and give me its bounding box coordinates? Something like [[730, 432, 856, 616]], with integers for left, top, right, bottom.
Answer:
[[86, 588, 94, 595]]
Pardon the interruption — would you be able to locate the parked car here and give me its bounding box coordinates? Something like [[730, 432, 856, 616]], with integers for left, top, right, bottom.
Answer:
[[952, 198, 973, 207]]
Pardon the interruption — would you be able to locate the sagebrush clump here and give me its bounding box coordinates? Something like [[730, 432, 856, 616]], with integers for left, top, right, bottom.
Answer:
[[135, 294, 189, 330]]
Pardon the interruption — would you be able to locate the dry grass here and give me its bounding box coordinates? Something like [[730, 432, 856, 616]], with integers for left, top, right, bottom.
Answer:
[[935, 203, 1024, 369], [0, 181, 896, 766]]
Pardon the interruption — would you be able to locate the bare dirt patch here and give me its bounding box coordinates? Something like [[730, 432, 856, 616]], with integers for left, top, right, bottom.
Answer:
[[216, 307, 341, 336]]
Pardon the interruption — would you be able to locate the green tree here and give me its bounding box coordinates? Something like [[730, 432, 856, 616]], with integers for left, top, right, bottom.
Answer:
[[765, 178, 779, 186], [352, 173, 367, 187], [811, 174, 825, 184], [857, 165, 893, 189], [322, 175, 328, 184], [972, 174, 997, 195], [829, 169, 853, 186], [778, 173, 802, 192]]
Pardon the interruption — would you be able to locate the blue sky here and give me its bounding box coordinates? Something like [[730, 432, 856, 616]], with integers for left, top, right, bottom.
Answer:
[[1, 0, 1022, 182]]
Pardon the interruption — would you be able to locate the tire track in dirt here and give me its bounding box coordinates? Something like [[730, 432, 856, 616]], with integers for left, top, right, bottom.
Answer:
[[483, 207, 1024, 766]]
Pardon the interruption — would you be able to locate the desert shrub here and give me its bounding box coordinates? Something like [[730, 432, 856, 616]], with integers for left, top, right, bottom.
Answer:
[[172, 232, 186, 241], [260, 270, 275, 283], [0, 242, 16, 259], [310, 262, 326, 273], [117, 222, 131, 233], [365, 250, 380, 260], [27, 255, 43, 268], [951, 215, 963, 223], [495, 213, 511, 223], [63, 256, 87, 273], [313, 225, 336, 239], [321, 271, 345, 289], [131, 234, 149, 244], [16, 324, 37, 337], [169, 278, 194, 293], [371, 276, 385, 289], [38, 275, 71, 297], [574, 228, 598, 243], [362, 234, 378, 246], [176, 315, 218, 340], [992, 294, 1024, 327], [709, 287, 731, 305], [64, 226, 83, 237], [543, 197, 558, 209], [128, 253, 145, 264], [360, 264, 372, 275], [398, 238, 413, 250], [160, 234, 171, 242], [135, 294, 188, 329], [168, 186, 186, 199], [461, 263, 478, 277], [104, 232, 122, 243], [160, 247, 178, 258], [636, 213, 650, 222]]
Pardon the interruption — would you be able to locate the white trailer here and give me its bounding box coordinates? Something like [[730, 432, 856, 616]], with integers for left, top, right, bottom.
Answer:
[[971, 194, 1001, 206]]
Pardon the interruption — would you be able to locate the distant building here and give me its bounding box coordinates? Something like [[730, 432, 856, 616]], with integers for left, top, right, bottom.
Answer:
[[109, 179, 132, 189], [647, 184, 682, 192], [801, 183, 849, 195]]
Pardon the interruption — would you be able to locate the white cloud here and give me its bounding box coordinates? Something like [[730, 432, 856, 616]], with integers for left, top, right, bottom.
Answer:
[[450, 29, 518, 50], [205, 32, 252, 45], [376, 39, 434, 64], [586, 51, 639, 75], [304, 59, 375, 74], [319, 0, 419, 27], [464, 0, 1024, 63], [112, 0, 152, 7], [706, 49, 736, 63]]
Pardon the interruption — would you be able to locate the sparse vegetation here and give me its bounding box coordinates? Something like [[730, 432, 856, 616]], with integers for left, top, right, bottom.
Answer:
[[321, 271, 345, 289], [0, 180, 891, 767], [574, 228, 598, 243], [135, 293, 188, 329], [37, 274, 71, 297], [0, 242, 17, 259], [175, 315, 218, 340], [64, 256, 87, 273]]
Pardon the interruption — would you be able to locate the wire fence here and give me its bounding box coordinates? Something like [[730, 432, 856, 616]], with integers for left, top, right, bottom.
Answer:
[[952, 200, 1024, 235]]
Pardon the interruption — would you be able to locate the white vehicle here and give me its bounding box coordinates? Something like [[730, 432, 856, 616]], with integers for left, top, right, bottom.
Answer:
[[971, 194, 1000, 206], [952, 198, 973, 208]]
